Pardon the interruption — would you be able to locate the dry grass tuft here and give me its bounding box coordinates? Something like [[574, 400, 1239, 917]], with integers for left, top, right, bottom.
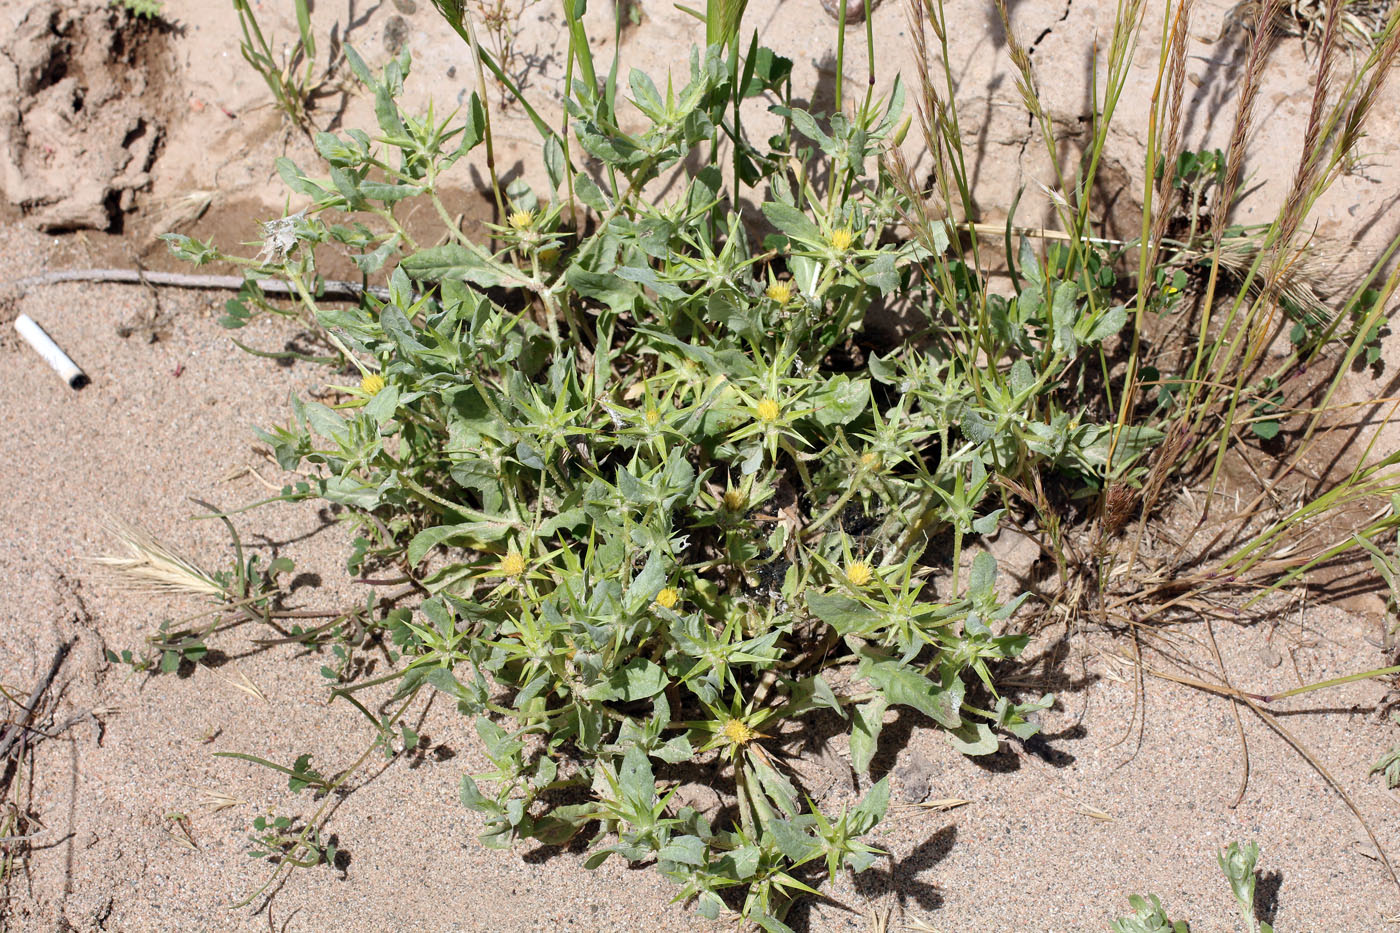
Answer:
[[92, 519, 225, 600]]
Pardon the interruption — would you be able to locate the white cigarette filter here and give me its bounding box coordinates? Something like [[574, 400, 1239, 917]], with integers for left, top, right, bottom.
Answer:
[[15, 314, 88, 389]]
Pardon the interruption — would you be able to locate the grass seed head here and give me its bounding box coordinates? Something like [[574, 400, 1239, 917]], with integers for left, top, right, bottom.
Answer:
[[93, 519, 226, 599], [1102, 483, 1140, 535]]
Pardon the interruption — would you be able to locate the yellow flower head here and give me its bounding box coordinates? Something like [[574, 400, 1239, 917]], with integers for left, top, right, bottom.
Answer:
[[755, 398, 781, 424], [828, 228, 855, 252], [655, 587, 680, 610], [859, 451, 882, 472], [507, 209, 535, 231], [499, 551, 526, 578], [846, 560, 874, 587], [644, 407, 662, 427], [721, 718, 756, 747], [722, 487, 746, 512], [360, 372, 386, 396], [765, 281, 793, 304]]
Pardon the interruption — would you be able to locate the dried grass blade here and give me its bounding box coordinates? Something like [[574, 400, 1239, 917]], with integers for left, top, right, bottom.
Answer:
[[1132, 654, 1400, 893]]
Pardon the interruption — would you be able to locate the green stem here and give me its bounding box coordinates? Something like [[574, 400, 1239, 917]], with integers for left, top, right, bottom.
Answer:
[[231, 689, 420, 908], [1251, 664, 1400, 704]]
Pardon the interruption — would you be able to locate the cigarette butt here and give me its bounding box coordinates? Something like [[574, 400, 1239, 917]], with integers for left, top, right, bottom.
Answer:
[[15, 314, 88, 389]]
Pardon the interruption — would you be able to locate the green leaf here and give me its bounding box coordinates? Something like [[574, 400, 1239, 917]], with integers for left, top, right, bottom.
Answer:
[[625, 551, 667, 611], [402, 243, 524, 288], [783, 108, 833, 151], [807, 592, 879, 635], [628, 68, 665, 119], [584, 658, 668, 701], [864, 252, 899, 296], [1370, 746, 1400, 788], [407, 521, 514, 565], [748, 752, 800, 817], [946, 721, 998, 756], [1008, 359, 1035, 398], [1083, 303, 1128, 344], [850, 776, 889, 834], [574, 173, 611, 212], [968, 551, 998, 599], [1050, 282, 1081, 357], [363, 383, 400, 425], [849, 695, 888, 775], [1217, 840, 1260, 922], [1110, 894, 1187, 933], [655, 733, 694, 764], [530, 803, 596, 844], [761, 201, 821, 244], [379, 303, 428, 356], [858, 654, 964, 729], [359, 180, 421, 203], [742, 47, 793, 97], [351, 235, 400, 274], [971, 508, 1004, 536], [1077, 425, 1165, 472], [725, 844, 762, 880], [783, 673, 845, 719], [319, 474, 382, 510], [659, 834, 707, 866], [450, 92, 487, 161], [767, 818, 818, 862], [565, 264, 643, 313], [615, 264, 687, 300], [459, 775, 501, 815], [810, 376, 870, 427], [543, 134, 566, 191], [617, 746, 656, 805]]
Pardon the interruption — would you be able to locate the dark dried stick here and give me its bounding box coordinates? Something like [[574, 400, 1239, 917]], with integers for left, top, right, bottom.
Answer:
[[0, 639, 75, 764]]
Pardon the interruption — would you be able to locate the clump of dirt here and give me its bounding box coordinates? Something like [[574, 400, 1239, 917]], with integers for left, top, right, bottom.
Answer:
[[0, 1, 173, 232]]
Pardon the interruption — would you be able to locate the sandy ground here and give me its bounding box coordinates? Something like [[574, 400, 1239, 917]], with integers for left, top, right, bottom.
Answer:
[[3, 0, 1400, 930]]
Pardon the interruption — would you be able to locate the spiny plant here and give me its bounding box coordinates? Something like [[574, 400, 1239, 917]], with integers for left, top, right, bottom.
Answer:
[[164, 40, 1052, 923], [156, 14, 1067, 926], [130, 0, 1400, 928]]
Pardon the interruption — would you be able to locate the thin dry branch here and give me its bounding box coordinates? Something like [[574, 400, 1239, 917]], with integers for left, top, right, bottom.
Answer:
[[1127, 650, 1400, 893], [4, 269, 392, 302], [0, 640, 74, 767], [1204, 618, 1251, 807]]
